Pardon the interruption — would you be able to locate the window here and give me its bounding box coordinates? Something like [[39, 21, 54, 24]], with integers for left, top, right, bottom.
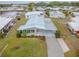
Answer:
[[30, 30, 34, 33]]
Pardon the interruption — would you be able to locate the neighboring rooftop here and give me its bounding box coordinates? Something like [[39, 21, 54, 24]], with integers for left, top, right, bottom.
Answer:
[[1, 12, 18, 18], [68, 22, 79, 31], [0, 17, 12, 30]]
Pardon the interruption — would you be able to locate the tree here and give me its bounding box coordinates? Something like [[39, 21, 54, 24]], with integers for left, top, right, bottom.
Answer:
[[61, 2, 70, 6], [55, 30, 61, 38], [62, 10, 74, 20], [16, 31, 22, 38], [28, 2, 35, 11], [45, 9, 50, 17], [36, 2, 47, 7], [48, 1, 62, 7]]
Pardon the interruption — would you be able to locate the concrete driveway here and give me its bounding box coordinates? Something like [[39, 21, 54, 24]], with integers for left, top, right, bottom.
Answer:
[[45, 36, 64, 57]]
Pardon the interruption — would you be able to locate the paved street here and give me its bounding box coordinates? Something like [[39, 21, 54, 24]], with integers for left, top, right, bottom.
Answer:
[[45, 36, 64, 57]]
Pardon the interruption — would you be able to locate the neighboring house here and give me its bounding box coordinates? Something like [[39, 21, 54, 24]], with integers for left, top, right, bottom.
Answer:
[[1, 12, 21, 22], [36, 7, 44, 11], [17, 11, 57, 36], [67, 17, 79, 37], [70, 17, 79, 22], [45, 7, 53, 10], [0, 17, 16, 36], [73, 12, 79, 17], [49, 11, 65, 18], [1, 12, 20, 20], [74, 8, 79, 11], [67, 22, 79, 34], [25, 11, 44, 19], [52, 7, 61, 11]]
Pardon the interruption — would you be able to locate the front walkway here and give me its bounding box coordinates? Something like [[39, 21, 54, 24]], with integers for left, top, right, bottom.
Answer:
[[57, 38, 70, 53], [45, 36, 64, 57]]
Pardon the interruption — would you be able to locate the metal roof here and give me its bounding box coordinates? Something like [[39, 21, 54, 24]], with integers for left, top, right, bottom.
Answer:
[[0, 17, 12, 30], [68, 22, 79, 31], [44, 18, 57, 30], [18, 16, 57, 31], [71, 17, 79, 22], [18, 15, 46, 30], [1, 12, 18, 18], [50, 11, 65, 18]]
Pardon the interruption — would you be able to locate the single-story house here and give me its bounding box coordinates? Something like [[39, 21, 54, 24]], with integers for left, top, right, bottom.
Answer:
[[1, 12, 19, 18], [36, 7, 44, 11], [73, 12, 79, 17], [49, 7, 61, 11], [49, 11, 65, 18], [70, 17, 79, 22], [74, 8, 79, 11], [17, 12, 57, 36], [67, 22, 79, 34], [25, 11, 44, 19], [0, 16, 16, 37], [67, 17, 79, 36]]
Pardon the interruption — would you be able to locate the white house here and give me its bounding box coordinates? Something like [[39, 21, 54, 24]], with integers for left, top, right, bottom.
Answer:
[[49, 11, 65, 18], [73, 12, 79, 17], [50, 7, 61, 11], [67, 22, 79, 34], [1, 12, 19, 19], [17, 11, 57, 36], [25, 11, 44, 19], [36, 7, 44, 11], [67, 17, 79, 36], [70, 17, 79, 22], [0, 16, 16, 37]]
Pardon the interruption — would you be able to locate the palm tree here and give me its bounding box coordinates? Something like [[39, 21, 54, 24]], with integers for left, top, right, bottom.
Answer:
[[62, 10, 74, 20], [45, 9, 50, 17], [28, 2, 35, 11]]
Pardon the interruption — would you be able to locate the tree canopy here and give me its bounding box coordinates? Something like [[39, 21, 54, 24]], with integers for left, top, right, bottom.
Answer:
[[36, 1, 79, 7]]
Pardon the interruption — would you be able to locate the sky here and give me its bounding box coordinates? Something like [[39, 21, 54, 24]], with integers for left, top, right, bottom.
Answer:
[[0, 1, 77, 4], [0, 1, 42, 4]]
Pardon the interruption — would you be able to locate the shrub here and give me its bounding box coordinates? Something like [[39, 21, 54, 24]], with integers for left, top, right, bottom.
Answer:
[[16, 31, 21, 38], [17, 18, 21, 20], [55, 30, 60, 38]]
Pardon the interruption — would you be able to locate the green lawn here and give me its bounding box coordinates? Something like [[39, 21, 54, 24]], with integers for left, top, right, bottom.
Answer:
[[0, 13, 47, 57], [51, 18, 79, 57], [2, 38, 47, 57]]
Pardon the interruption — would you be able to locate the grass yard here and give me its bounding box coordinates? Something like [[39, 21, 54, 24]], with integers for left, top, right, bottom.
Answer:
[[51, 18, 79, 57], [0, 13, 47, 57], [2, 37, 47, 57]]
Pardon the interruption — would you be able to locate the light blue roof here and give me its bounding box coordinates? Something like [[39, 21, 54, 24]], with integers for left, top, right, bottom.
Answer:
[[18, 14, 57, 31], [18, 15, 46, 30]]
